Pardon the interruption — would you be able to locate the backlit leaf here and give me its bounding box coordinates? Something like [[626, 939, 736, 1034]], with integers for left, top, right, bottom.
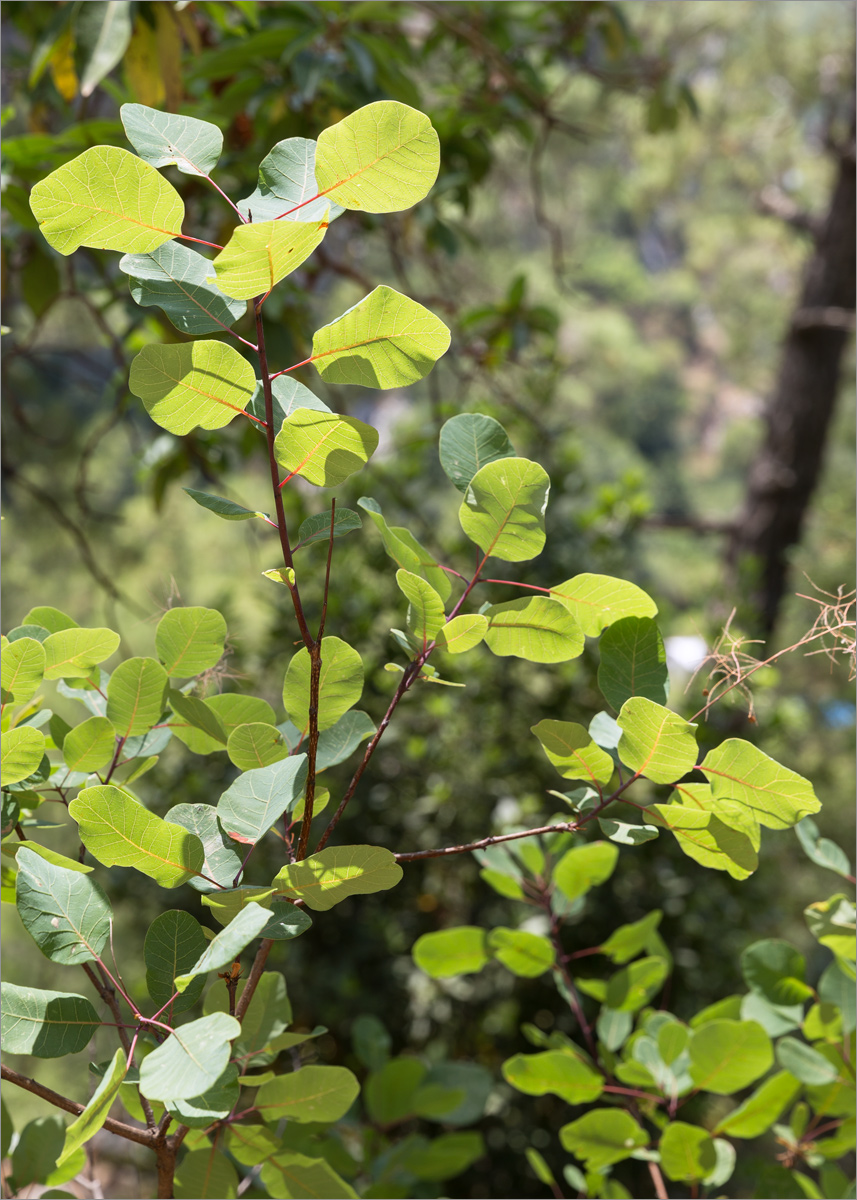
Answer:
[[168, 690, 227, 745], [130, 340, 256, 436], [155, 607, 226, 678], [559, 1110, 648, 1170], [106, 657, 168, 737], [121, 242, 245, 335], [70, 784, 204, 887], [30, 146, 183, 255], [256, 1065, 360, 1124], [715, 1071, 802, 1137], [503, 1050, 604, 1104], [56, 1048, 126, 1168], [550, 574, 658, 637], [274, 410, 378, 487], [43, 627, 120, 679], [439, 413, 515, 493], [15, 847, 111, 965], [121, 103, 222, 176], [531, 719, 614, 786], [2, 727, 46, 786], [795, 818, 853, 879], [0, 983, 100, 1057], [315, 100, 439, 213], [553, 841, 619, 904], [357, 497, 452, 601], [413, 927, 489, 978], [2, 637, 46, 702], [22, 606, 78, 634], [138, 1012, 241, 1101], [651, 802, 758, 881], [484, 598, 583, 663], [311, 285, 450, 388], [145, 910, 208, 1014], [273, 845, 402, 911], [213, 215, 329, 301], [601, 911, 663, 964], [688, 1019, 773, 1094], [459, 457, 550, 562], [174, 903, 272, 993], [61, 716, 115, 772], [488, 928, 554, 978], [183, 488, 266, 522], [605, 956, 669, 1012], [659, 1122, 717, 1183], [598, 617, 669, 711], [216, 756, 308, 845], [227, 723, 288, 771], [282, 638, 363, 733], [700, 740, 821, 830], [435, 614, 488, 654], [617, 697, 698, 785], [397, 569, 445, 642], [295, 508, 362, 550]]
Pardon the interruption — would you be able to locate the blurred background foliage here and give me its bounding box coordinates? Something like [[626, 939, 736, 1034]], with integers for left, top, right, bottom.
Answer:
[[1, 2, 854, 1197]]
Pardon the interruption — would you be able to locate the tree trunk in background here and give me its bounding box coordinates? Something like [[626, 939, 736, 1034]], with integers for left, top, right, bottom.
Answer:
[[728, 112, 855, 635]]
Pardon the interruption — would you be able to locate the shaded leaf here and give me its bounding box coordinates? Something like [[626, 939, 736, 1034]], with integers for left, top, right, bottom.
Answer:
[[145, 910, 208, 1015], [156, 607, 226, 678], [316, 710, 375, 771], [138, 1012, 241, 1101], [15, 847, 111, 965], [488, 928, 554, 977], [56, 1048, 126, 1169], [183, 487, 266, 522], [777, 1038, 842, 1086], [261, 1151, 357, 1200], [79, 2, 132, 97], [121, 103, 222, 176], [598, 616, 669, 712], [357, 497, 451, 601], [256, 1065, 360, 1124], [248, 375, 331, 428], [532, 719, 614, 786], [295, 508, 362, 550], [217, 756, 308, 845], [227, 723, 288, 771], [239, 136, 342, 223], [795, 818, 853, 879], [174, 903, 272, 993], [742, 940, 814, 1006], [175, 1147, 238, 1199], [121, 242, 245, 335], [397, 569, 445, 642], [715, 1071, 802, 1138], [0, 983, 100, 1056], [402, 1132, 485, 1181], [439, 413, 515, 493]]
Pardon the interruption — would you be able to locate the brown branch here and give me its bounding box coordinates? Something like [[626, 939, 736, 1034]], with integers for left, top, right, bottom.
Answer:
[[757, 184, 822, 238], [1, 1064, 153, 1148], [791, 305, 856, 332], [394, 819, 579, 862], [648, 1160, 669, 1200], [235, 938, 274, 1022]]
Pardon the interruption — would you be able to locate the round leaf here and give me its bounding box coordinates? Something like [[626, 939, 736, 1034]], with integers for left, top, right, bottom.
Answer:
[[274, 410, 378, 487], [553, 841, 619, 904], [2, 726, 46, 786], [273, 845, 402, 912], [155, 606, 226, 678], [503, 1050, 604, 1104], [551, 574, 658, 637], [532, 719, 615, 786], [617, 697, 698, 785], [216, 756, 308, 845], [239, 135, 342, 223], [120, 242, 245, 335], [598, 616, 669, 712], [106, 656, 168, 737], [484, 598, 583, 663], [145, 910, 208, 1015], [256, 1065, 360, 1124], [120, 104, 223, 176], [559, 1109, 648, 1170], [700, 739, 820, 830], [139, 1012, 241, 1101], [130, 340, 256, 436], [282, 637, 363, 733], [659, 1122, 717, 1183], [459, 457, 550, 562], [43, 627, 120, 680], [1, 983, 100, 1057], [213, 215, 329, 301], [413, 927, 489, 978], [439, 413, 515, 493], [688, 1019, 773, 1094], [435, 614, 488, 654], [2, 637, 46, 702], [15, 847, 111, 966], [226, 722, 288, 771]]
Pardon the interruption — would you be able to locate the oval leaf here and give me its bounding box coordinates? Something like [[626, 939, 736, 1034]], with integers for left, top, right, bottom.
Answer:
[[311, 285, 450, 388], [120, 242, 245, 335], [239, 136, 342, 223], [121, 104, 223, 176], [617, 697, 698, 785], [551, 574, 658, 638], [174, 903, 272, 993], [700, 739, 820, 830], [1, 983, 100, 1057], [553, 841, 619, 904], [559, 1109, 648, 1170], [214, 215, 329, 301], [531, 719, 615, 786], [435, 614, 488, 655], [439, 413, 515, 494], [256, 1065, 360, 1124], [295, 508, 362, 550], [155, 607, 226, 678], [216, 756, 308, 845], [61, 716, 116, 772], [688, 1019, 773, 1094], [167, 804, 243, 894], [484, 597, 583, 663], [2, 727, 46, 786], [130, 340, 256, 436], [138, 1012, 241, 1101], [488, 928, 554, 978], [598, 616, 669, 712], [273, 845, 402, 911], [282, 637, 363, 733], [183, 488, 266, 522], [2, 637, 46, 702], [106, 656, 168, 738], [145, 910, 209, 1015], [503, 1051, 604, 1104], [43, 627, 120, 680], [413, 927, 489, 978], [226, 723, 288, 771], [16, 847, 112, 966], [30, 146, 184, 255], [315, 100, 439, 213], [274, 410, 378, 487], [459, 457, 550, 562], [397, 569, 446, 643]]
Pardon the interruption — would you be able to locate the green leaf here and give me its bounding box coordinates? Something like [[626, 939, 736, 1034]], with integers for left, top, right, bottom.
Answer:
[[700, 739, 820, 830], [169, 690, 228, 745], [553, 841, 619, 904], [0, 983, 100, 1056], [396, 569, 445, 642], [43, 627, 120, 679], [214, 971, 291, 1066], [70, 785, 204, 887], [439, 413, 515, 494], [550, 573, 658, 637], [30, 146, 183, 255], [130, 340, 256, 435], [616, 697, 698, 785], [311, 285, 450, 388], [156, 607, 226, 678], [2, 637, 46, 702], [819, 960, 856, 1035], [78, 2, 132, 96], [0, 1095, 12, 1160], [15, 847, 111, 965], [217, 756, 308, 845], [175, 1147, 238, 1199], [601, 911, 663, 964], [22, 607, 78, 634], [598, 617, 669, 712], [402, 1132, 485, 1181], [9, 1114, 65, 1190], [282, 637, 363, 733], [776, 1038, 842, 1086], [488, 928, 554, 977], [105, 656, 168, 738], [669, 780, 761, 849], [145, 910, 208, 1015], [239, 136, 342, 224], [741, 992, 804, 1037], [171, 693, 276, 756], [412, 927, 488, 978], [260, 1151, 357, 1200], [805, 895, 856, 961], [274, 410, 378, 487], [213, 215, 330, 301], [364, 1057, 426, 1124], [295, 508, 362, 550], [316, 710, 375, 771], [605, 956, 669, 1012], [484, 597, 584, 663], [226, 723, 288, 771], [651, 801, 759, 881], [257, 1065, 360, 1125], [166, 1064, 240, 1130], [2, 726, 46, 786], [120, 104, 223, 176], [2, 843, 92, 875], [715, 1071, 802, 1137], [56, 1047, 126, 1169], [599, 818, 660, 846], [201, 886, 275, 927], [138, 1012, 241, 1101], [435, 614, 489, 654], [356, 497, 452, 601], [503, 1051, 604, 1104], [61, 716, 115, 772], [560, 1110, 648, 1170], [183, 488, 266, 522], [659, 1122, 717, 1183], [742, 940, 814, 1006], [273, 845, 402, 911], [353, 1015, 392, 1072], [315, 100, 439, 213], [795, 818, 853, 878], [120, 242, 246, 335], [532, 719, 615, 786], [688, 1019, 773, 1094], [459, 457, 550, 562], [174, 903, 272, 993], [248, 375, 332, 427]]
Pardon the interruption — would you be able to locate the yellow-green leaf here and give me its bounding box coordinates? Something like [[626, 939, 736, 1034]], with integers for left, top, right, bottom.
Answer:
[[274, 410, 378, 487], [130, 340, 256, 436], [213, 215, 329, 300], [43, 627, 120, 680], [531, 719, 614, 786], [273, 845, 402, 911]]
